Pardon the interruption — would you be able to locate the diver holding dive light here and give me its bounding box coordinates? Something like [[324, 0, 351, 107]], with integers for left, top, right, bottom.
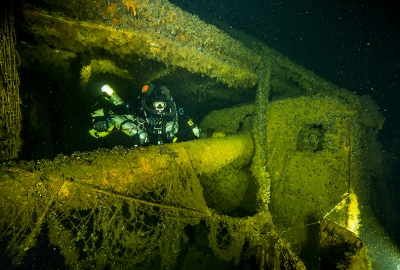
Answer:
[[89, 83, 201, 146], [89, 84, 149, 146]]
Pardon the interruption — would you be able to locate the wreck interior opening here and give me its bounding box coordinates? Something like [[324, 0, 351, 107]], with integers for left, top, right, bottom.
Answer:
[[14, 15, 254, 158]]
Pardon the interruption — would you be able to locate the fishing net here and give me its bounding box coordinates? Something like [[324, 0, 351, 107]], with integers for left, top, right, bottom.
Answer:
[[0, 2, 22, 161], [0, 143, 304, 269]]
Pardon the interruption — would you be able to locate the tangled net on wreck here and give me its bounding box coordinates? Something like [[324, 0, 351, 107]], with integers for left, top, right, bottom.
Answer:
[[0, 144, 304, 270]]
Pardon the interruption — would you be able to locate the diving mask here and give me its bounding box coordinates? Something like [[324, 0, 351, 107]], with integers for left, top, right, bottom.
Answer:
[[153, 101, 166, 112]]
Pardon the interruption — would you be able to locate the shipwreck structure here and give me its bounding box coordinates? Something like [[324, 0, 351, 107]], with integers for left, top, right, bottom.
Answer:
[[0, 0, 383, 269]]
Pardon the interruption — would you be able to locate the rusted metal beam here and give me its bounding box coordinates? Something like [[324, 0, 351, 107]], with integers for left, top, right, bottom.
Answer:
[[0, 134, 254, 204], [22, 8, 259, 88]]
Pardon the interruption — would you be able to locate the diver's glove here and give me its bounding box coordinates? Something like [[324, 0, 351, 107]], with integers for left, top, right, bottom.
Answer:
[[192, 126, 201, 137]]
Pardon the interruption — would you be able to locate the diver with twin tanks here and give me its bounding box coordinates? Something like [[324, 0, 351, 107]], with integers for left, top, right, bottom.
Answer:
[[89, 83, 201, 146]]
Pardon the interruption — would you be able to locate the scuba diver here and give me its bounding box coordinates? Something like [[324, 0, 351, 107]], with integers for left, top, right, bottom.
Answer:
[[140, 83, 201, 145], [89, 84, 149, 147], [89, 83, 201, 146]]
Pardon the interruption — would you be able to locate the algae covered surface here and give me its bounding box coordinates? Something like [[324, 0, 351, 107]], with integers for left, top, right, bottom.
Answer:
[[266, 96, 356, 244]]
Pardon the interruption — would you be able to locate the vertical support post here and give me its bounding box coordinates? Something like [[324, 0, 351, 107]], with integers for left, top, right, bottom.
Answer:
[[252, 57, 271, 212]]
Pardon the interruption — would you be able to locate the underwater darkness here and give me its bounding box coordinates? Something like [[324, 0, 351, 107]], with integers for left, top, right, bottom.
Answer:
[[170, 0, 400, 254]]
